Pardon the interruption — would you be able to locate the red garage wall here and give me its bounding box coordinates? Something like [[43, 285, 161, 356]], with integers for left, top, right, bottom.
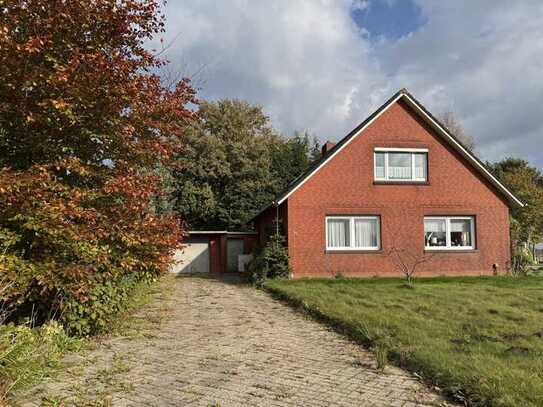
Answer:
[[208, 235, 224, 274], [279, 99, 511, 278], [194, 232, 257, 273], [254, 203, 288, 248]]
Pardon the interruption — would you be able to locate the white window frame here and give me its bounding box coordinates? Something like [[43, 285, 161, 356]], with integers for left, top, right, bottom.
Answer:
[[424, 216, 476, 251], [374, 148, 428, 182], [325, 216, 381, 251]]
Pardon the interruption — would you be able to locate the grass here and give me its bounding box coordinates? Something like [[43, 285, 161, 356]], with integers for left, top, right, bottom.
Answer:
[[265, 275, 543, 407], [0, 321, 83, 401], [105, 276, 173, 338], [2, 276, 166, 404]]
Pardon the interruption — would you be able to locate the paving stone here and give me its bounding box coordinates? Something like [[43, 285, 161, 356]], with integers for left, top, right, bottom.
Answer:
[[15, 274, 452, 406]]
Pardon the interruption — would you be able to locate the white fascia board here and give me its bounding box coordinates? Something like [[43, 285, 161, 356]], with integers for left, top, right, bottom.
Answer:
[[401, 94, 524, 208], [276, 93, 403, 205], [374, 147, 429, 152], [277, 92, 524, 208]]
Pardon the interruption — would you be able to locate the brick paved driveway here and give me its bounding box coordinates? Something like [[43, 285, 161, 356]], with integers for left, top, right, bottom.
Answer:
[[19, 275, 448, 406]]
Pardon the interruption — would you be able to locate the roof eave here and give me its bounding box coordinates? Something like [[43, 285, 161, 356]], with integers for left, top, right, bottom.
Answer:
[[247, 200, 279, 224], [276, 91, 405, 204], [400, 93, 525, 208], [250, 89, 524, 218]]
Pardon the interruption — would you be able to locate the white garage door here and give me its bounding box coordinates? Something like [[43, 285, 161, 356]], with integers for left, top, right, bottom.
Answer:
[[171, 237, 210, 273]]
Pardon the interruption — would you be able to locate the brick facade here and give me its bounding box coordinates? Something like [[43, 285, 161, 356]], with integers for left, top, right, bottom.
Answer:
[[255, 98, 512, 278]]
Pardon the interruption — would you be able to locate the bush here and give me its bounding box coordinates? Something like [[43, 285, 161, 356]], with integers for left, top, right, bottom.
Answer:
[[0, 161, 183, 328], [511, 246, 536, 276], [0, 321, 81, 399], [249, 233, 291, 286], [61, 274, 155, 336]]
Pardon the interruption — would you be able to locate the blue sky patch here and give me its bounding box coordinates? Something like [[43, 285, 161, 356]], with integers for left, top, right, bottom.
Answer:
[[351, 0, 426, 40]]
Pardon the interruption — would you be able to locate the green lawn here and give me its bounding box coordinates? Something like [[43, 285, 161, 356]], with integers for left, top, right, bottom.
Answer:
[[265, 276, 543, 407]]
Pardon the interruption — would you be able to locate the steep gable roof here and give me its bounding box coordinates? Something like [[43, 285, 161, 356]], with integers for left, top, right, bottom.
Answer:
[[251, 89, 524, 222]]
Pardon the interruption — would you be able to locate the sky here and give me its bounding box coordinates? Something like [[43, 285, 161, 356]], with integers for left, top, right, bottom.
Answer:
[[152, 0, 543, 169]]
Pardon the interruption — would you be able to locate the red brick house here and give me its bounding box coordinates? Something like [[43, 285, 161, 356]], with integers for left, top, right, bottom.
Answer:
[[251, 89, 524, 278]]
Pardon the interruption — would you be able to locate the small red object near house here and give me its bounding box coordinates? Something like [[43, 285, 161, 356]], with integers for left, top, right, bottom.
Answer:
[[250, 89, 524, 278]]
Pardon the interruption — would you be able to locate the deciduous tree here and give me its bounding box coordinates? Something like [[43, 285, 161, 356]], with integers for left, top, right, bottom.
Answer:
[[489, 158, 543, 251], [0, 0, 196, 321], [172, 100, 318, 230], [437, 111, 476, 152]]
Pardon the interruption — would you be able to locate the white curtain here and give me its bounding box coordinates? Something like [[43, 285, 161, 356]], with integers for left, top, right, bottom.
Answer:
[[424, 219, 446, 233], [451, 219, 471, 246], [414, 153, 427, 179], [327, 219, 349, 248], [375, 152, 386, 179], [388, 153, 411, 179], [451, 219, 470, 232], [354, 219, 378, 248]]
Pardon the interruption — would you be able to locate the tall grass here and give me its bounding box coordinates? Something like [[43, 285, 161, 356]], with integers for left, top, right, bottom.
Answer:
[[0, 321, 82, 401]]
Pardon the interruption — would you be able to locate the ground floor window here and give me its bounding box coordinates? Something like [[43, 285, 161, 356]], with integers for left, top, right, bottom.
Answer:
[[424, 216, 475, 250], [326, 216, 380, 250]]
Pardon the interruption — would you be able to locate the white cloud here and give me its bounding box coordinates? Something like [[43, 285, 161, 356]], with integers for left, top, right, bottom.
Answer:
[[378, 0, 543, 166], [156, 1, 543, 167], [351, 0, 369, 12], [154, 0, 389, 141]]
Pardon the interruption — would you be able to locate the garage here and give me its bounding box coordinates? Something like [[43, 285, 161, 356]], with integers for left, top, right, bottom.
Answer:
[[171, 231, 257, 274], [171, 236, 210, 273], [227, 238, 244, 272]]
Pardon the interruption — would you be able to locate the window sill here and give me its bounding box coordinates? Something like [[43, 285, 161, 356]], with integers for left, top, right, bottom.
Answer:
[[325, 249, 383, 254], [373, 181, 429, 185], [424, 249, 478, 253]]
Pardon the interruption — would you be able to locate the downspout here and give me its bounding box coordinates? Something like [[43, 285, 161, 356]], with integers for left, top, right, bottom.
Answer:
[[274, 200, 279, 236]]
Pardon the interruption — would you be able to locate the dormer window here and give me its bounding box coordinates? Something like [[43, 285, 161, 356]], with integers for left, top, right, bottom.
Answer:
[[374, 148, 428, 182]]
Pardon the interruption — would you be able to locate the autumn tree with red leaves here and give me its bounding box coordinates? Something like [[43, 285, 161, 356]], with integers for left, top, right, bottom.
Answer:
[[0, 0, 196, 330]]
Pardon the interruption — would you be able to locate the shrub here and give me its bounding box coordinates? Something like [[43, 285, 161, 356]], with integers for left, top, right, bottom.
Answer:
[[511, 246, 536, 276], [249, 233, 291, 286], [61, 274, 155, 336], [0, 162, 183, 327], [248, 248, 267, 287]]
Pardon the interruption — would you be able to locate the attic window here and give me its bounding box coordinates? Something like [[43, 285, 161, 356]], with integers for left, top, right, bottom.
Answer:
[[374, 148, 428, 182]]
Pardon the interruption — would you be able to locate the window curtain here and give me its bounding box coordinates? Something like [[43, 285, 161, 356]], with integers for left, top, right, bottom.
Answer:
[[450, 219, 470, 232], [414, 153, 427, 179], [354, 219, 378, 248], [424, 219, 446, 233], [375, 152, 386, 179], [327, 219, 349, 247], [451, 219, 471, 246], [388, 153, 412, 179]]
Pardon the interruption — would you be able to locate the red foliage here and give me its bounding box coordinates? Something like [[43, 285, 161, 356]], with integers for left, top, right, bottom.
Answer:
[[0, 0, 197, 169], [0, 159, 184, 308], [0, 1, 195, 316]]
